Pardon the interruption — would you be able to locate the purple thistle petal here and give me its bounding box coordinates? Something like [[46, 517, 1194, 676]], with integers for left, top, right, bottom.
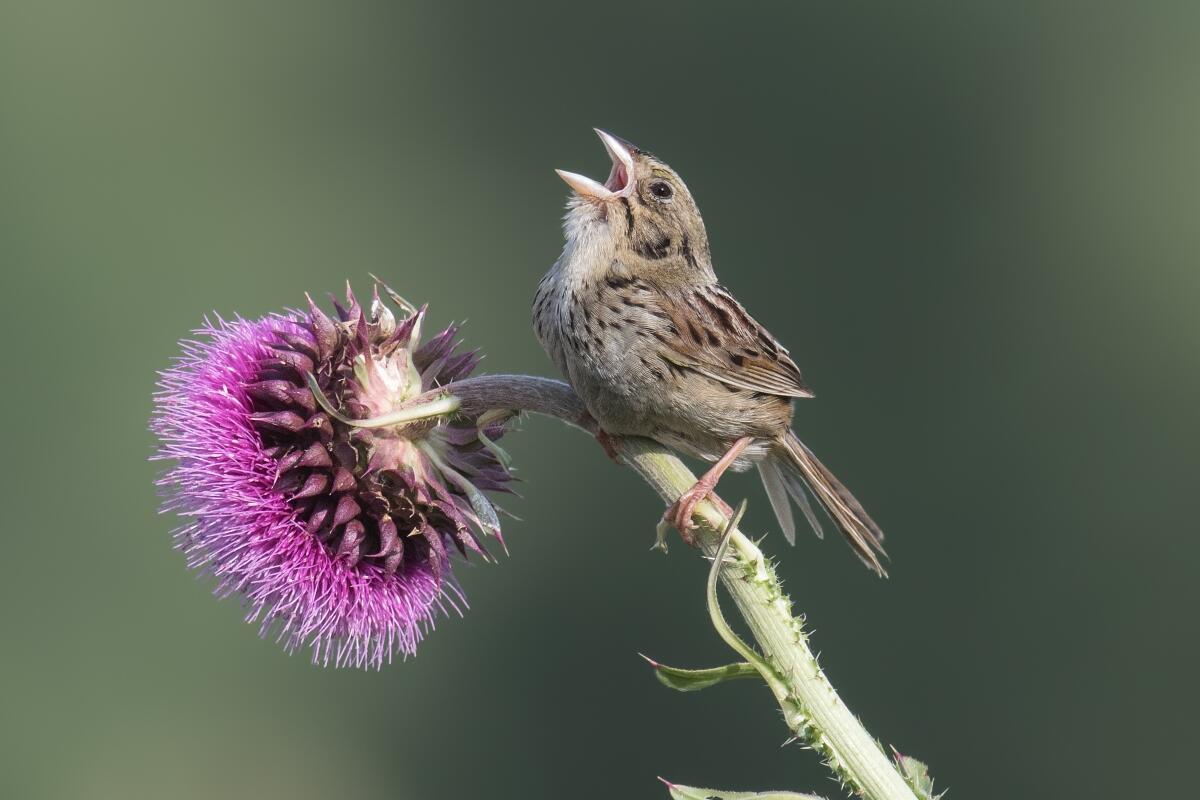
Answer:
[[305, 293, 340, 361], [438, 425, 483, 447], [381, 310, 422, 355], [413, 326, 458, 368], [438, 350, 481, 383]]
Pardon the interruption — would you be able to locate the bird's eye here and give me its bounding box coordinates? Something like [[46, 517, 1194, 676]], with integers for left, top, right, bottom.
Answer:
[[649, 181, 674, 200]]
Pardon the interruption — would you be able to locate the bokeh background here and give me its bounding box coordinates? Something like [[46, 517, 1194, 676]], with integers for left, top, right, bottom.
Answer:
[[2, 2, 1197, 798]]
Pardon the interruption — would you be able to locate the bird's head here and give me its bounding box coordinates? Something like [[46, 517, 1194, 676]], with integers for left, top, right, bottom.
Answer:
[[556, 130, 711, 275]]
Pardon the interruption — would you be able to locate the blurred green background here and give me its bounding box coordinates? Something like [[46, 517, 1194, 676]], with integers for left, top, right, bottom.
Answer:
[[1, 2, 1197, 798]]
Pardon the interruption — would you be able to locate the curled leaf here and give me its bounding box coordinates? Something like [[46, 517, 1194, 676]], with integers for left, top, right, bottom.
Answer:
[[705, 501, 791, 700], [661, 778, 827, 800], [419, 442, 503, 541], [642, 656, 759, 692], [476, 409, 515, 469]]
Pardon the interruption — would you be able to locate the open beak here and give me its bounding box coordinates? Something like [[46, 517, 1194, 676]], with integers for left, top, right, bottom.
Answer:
[[555, 129, 637, 200]]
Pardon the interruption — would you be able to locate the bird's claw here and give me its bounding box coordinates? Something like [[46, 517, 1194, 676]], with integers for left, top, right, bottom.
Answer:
[[656, 481, 738, 552], [661, 485, 711, 548]]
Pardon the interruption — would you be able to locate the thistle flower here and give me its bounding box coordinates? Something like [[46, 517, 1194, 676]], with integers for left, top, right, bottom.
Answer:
[[152, 281, 513, 668]]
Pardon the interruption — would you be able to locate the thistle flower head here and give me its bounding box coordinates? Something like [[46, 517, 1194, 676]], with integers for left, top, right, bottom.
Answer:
[[152, 281, 513, 668]]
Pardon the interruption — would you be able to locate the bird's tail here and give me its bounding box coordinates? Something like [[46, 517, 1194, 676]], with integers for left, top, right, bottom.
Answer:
[[757, 432, 888, 576]]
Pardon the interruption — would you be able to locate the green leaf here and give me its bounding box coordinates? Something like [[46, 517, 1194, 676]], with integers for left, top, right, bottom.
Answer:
[[662, 779, 827, 800], [892, 750, 946, 799], [703, 501, 792, 701], [643, 657, 760, 692]]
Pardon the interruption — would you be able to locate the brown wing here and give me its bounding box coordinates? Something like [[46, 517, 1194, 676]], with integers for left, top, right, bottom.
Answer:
[[655, 284, 814, 399]]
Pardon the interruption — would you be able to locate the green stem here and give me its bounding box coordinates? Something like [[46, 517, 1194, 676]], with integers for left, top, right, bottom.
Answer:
[[420, 376, 920, 800], [621, 439, 917, 800]]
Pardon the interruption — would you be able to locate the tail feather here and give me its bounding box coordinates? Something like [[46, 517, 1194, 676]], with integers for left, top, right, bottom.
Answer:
[[759, 432, 888, 576], [776, 465, 826, 541], [757, 458, 796, 545]]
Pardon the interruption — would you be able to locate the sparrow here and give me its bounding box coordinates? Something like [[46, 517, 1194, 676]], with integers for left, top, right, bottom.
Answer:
[[533, 130, 886, 575]]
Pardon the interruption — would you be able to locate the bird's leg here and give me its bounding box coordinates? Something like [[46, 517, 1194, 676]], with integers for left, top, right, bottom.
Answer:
[[595, 428, 622, 463], [662, 437, 753, 547]]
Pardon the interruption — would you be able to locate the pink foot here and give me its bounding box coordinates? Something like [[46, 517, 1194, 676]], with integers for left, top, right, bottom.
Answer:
[[658, 436, 753, 549], [595, 429, 621, 463], [662, 483, 734, 546]]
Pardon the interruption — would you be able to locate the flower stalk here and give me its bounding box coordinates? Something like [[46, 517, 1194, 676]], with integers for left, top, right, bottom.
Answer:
[[621, 439, 918, 800], [426, 375, 921, 800]]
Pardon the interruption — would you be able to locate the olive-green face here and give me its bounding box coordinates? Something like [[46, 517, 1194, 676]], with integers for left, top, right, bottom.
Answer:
[[622, 155, 710, 267], [557, 131, 713, 276], [631, 157, 694, 219]]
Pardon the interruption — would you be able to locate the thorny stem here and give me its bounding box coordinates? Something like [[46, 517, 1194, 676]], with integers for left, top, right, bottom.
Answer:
[[418, 375, 919, 800]]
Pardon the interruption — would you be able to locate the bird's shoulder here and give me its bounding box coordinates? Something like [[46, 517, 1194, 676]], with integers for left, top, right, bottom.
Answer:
[[648, 282, 814, 399]]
